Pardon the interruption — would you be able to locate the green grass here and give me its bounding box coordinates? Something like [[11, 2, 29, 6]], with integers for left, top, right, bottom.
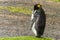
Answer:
[[52, 0, 60, 2], [0, 36, 53, 40], [0, 6, 32, 14]]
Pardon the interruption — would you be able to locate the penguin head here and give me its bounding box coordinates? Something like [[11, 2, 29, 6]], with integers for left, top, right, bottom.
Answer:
[[34, 4, 41, 11]]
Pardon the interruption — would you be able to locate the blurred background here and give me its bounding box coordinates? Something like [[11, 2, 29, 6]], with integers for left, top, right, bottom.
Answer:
[[0, 0, 60, 40]]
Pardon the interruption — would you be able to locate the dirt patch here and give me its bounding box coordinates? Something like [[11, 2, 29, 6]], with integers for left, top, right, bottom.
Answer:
[[0, 13, 33, 37]]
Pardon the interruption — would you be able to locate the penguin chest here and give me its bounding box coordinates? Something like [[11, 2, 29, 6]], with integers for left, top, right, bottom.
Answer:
[[32, 22, 37, 36]]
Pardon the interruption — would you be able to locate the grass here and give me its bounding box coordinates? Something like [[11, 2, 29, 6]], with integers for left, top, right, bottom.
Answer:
[[0, 36, 53, 40], [48, 0, 60, 2], [51, 0, 60, 2], [0, 6, 32, 14]]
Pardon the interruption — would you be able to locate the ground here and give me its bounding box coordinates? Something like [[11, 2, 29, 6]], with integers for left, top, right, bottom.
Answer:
[[0, 0, 60, 40]]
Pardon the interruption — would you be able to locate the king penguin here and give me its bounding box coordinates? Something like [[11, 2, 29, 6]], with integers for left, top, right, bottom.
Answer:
[[31, 4, 46, 37]]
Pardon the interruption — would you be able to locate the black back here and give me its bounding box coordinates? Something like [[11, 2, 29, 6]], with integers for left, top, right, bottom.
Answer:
[[33, 4, 46, 36]]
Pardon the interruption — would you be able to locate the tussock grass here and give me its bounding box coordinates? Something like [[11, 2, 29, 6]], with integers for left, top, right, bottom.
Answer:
[[0, 6, 32, 14], [0, 36, 53, 40]]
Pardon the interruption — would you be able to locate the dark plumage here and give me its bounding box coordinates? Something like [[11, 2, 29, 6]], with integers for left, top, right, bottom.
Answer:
[[31, 4, 46, 37]]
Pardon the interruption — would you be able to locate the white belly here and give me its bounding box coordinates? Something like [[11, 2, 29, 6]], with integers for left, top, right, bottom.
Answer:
[[32, 22, 37, 36]]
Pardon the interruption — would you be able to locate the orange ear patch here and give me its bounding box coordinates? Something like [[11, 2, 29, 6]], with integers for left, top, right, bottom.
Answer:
[[37, 4, 41, 8]]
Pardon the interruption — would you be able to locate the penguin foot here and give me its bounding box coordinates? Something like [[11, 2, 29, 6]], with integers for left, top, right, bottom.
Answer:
[[36, 35, 43, 38]]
